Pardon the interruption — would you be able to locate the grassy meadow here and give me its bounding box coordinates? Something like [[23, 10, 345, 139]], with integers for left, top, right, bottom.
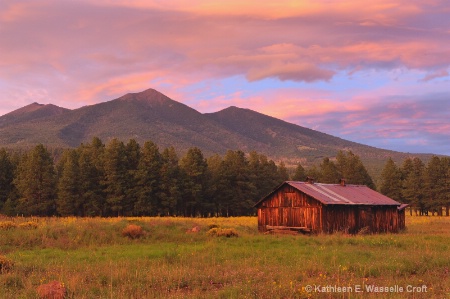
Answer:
[[0, 215, 449, 298]]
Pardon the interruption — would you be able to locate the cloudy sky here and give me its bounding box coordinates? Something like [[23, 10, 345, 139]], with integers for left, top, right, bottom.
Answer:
[[1, 0, 449, 155]]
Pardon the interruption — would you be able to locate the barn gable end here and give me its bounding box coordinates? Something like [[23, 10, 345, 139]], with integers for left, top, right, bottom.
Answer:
[[255, 181, 405, 234], [257, 183, 323, 232]]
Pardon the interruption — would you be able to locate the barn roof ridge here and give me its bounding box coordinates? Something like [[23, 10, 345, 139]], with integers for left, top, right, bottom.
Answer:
[[285, 180, 365, 187]]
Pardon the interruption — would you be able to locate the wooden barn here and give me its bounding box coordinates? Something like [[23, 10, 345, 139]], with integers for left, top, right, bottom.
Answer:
[[254, 180, 408, 234]]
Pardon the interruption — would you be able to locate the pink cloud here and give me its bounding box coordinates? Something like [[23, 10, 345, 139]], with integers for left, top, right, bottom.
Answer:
[[87, 0, 427, 22], [193, 88, 364, 120], [0, 0, 450, 155], [2, 0, 450, 91], [0, 2, 38, 23], [421, 69, 449, 82], [247, 63, 335, 82]]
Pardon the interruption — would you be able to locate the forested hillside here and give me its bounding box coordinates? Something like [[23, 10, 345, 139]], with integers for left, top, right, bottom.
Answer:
[[0, 138, 372, 217]]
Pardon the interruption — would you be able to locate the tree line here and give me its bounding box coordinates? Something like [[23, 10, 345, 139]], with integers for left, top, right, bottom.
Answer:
[[0, 138, 292, 217], [295, 153, 450, 216], [379, 156, 450, 216], [0, 138, 376, 217], [295, 151, 376, 189], [7, 136, 443, 218]]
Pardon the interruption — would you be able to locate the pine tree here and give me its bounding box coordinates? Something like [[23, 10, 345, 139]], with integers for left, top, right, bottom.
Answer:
[[424, 156, 444, 215], [0, 149, 15, 214], [56, 149, 81, 216], [400, 158, 414, 215], [179, 147, 207, 216], [292, 163, 307, 181], [335, 150, 347, 178], [160, 146, 181, 216], [319, 157, 340, 183], [306, 165, 321, 182], [402, 157, 426, 215], [442, 158, 450, 216], [336, 151, 375, 188], [14, 144, 57, 216], [123, 139, 141, 215], [125, 139, 141, 171], [134, 141, 162, 215], [103, 138, 128, 216], [277, 161, 290, 182], [77, 139, 106, 216], [216, 150, 256, 216], [248, 152, 279, 200], [206, 154, 223, 216], [260, 158, 280, 192], [380, 157, 403, 202]]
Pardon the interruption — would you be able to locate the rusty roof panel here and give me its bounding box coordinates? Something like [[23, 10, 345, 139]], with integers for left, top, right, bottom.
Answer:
[[286, 181, 401, 206], [398, 203, 409, 210]]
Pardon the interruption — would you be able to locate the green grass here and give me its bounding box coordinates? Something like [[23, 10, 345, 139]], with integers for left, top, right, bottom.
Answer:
[[0, 216, 449, 298]]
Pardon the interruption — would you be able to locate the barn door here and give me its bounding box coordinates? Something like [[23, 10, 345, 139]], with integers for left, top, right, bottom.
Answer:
[[282, 207, 289, 226]]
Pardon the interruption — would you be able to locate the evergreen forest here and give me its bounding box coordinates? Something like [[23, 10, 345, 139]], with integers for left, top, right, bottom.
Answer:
[[0, 137, 448, 217]]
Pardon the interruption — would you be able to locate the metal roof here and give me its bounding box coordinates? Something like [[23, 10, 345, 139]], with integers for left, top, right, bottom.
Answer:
[[398, 203, 409, 210], [255, 181, 401, 207]]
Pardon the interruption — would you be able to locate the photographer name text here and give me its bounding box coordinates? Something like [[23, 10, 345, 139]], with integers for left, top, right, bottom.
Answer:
[[305, 284, 428, 293]]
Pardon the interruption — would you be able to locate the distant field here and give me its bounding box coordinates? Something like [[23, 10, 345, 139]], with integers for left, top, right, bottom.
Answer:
[[0, 216, 449, 298]]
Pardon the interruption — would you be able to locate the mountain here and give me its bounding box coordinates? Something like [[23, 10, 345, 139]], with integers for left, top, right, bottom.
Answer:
[[204, 106, 436, 179], [205, 106, 362, 159], [0, 89, 261, 152], [0, 103, 69, 127], [0, 88, 436, 179]]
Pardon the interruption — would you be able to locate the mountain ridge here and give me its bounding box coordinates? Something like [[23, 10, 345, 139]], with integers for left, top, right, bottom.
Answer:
[[0, 88, 437, 181], [0, 103, 70, 128]]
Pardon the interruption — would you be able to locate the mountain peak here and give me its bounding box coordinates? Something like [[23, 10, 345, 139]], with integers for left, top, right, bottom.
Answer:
[[221, 106, 242, 112], [0, 102, 69, 127], [210, 105, 273, 121], [6, 102, 45, 117], [118, 88, 173, 106]]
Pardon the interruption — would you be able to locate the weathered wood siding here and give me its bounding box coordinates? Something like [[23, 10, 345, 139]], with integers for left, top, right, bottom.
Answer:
[[257, 183, 401, 234], [257, 184, 323, 233], [398, 209, 406, 230], [372, 206, 399, 233], [322, 206, 399, 233]]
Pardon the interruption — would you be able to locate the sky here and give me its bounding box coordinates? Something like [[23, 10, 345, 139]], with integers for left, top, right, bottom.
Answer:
[[1, 0, 449, 155]]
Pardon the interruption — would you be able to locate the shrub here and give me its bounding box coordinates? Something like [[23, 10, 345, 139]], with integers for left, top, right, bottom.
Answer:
[[186, 226, 201, 233], [0, 221, 16, 230], [0, 255, 14, 273], [122, 224, 144, 239], [18, 221, 38, 229], [207, 228, 238, 238], [36, 281, 67, 299], [208, 223, 219, 229], [3, 274, 24, 290]]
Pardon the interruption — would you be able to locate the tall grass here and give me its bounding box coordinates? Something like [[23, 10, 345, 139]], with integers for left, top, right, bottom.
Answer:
[[0, 216, 449, 298]]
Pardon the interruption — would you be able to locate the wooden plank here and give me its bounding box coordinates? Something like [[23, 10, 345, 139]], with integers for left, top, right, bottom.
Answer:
[[266, 225, 307, 230], [266, 225, 311, 234]]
